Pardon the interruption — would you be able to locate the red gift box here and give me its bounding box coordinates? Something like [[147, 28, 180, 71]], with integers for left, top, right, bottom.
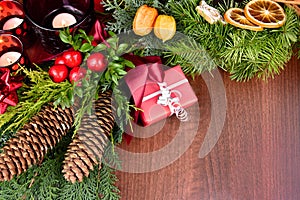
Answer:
[[139, 65, 198, 126], [125, 60, 198, 127]]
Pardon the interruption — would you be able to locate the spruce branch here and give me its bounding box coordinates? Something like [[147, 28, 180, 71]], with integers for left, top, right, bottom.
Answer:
[[163, 37, 218, 76], [169, 0, 300, 81]]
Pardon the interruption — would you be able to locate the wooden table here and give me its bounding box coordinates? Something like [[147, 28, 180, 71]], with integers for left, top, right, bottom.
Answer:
[[115, 55, 300, 200]]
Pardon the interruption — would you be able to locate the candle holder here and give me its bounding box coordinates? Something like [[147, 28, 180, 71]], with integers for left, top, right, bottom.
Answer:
[[23, 0, 94, 54], [0, 34, 29, 71], [0, 0, 35, 48]]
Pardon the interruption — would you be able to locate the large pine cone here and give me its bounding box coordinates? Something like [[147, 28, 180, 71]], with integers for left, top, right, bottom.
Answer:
[[62, 90, 115, 183], [0, 105, 74, 181]]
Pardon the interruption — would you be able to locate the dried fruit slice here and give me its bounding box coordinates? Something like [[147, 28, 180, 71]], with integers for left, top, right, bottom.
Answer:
[[224, 8, 264, 31], [244, 0, 286, 28]]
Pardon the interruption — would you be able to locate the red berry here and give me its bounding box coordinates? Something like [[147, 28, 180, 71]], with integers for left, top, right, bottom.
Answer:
[[87, 52, 107, 72], [54, 56, 66, 65], [62, 51, 83, 68], [69, 67, 87, 84], [48, 64, 68, 83], [91, 40, 98, 47]]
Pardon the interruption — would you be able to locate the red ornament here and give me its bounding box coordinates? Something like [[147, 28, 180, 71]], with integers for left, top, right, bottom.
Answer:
[[87, 52, 107, 72], [16, 28, 22, 35], [61, 51, 83, 68], [0, 68, 23, 114]]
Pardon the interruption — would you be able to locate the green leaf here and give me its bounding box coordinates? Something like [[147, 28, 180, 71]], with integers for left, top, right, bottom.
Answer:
[[53, 97, 61, 107], [112, 55, 121, 61], [92, 43, 107, 52], [106, 37, 118, 49], [108, 31, 116, 37], [116, 43, 129, 55], [75, 87, 83, 98], [67, 89, 75, 105], [108, 48, 116, 57], [123, 59, 135, 68], [109, 62, 123, 69], [80, 43, 94, 52], [81, 77, 89, 88], [104, 71, 111, 81], [116, 69, 127, 76], [59, 31, 70, 44], [112, 75, 119, 85]]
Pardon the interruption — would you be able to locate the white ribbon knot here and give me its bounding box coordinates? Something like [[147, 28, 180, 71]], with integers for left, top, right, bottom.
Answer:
[[156, 82, 189, 122]]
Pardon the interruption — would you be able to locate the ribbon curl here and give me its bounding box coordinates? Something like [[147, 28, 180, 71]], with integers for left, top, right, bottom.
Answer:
[[156, 82, 189, 122]]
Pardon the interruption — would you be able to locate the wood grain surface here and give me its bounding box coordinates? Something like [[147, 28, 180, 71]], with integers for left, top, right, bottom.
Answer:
[[115, 56, 300, 200]]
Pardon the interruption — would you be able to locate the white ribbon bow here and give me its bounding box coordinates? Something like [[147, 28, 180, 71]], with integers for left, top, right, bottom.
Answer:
[[156, 82, 189, 122]]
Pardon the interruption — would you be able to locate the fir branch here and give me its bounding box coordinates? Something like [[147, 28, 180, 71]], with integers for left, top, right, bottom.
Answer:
[[169, 0, 300, 81], [163, 36, 218, 75], [0, 66, 73, 138], [98, 164, 120, 200]]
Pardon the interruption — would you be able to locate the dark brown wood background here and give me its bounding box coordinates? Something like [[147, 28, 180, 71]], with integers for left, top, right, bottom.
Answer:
[[115, 56, 300, 200]]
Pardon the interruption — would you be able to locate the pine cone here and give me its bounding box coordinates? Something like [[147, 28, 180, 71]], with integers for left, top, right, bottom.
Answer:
[[62, 90, 115, 183], [0, 105, 74, 181]]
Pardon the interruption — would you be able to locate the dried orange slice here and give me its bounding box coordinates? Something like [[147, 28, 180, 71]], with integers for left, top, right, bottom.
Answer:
[[224, 8, 264, 31], [244, 0, 286, 28]]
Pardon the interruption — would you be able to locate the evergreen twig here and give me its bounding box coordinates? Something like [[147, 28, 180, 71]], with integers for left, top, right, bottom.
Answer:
[[0, 66, 73, 139]]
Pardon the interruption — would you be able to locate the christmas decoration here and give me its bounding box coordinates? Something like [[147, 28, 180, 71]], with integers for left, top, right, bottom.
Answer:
[[62, 90, 115, 183], [133, 5, 159, 36], [153, 15, 177, 42], [224, 8, 264, 31], [48, 64, 69, 83], [0, 21, 132, 199], [87, 52, 108, 72], [103, 0, 300, 81], [224, 0, 287, 31], [196, 0, 226, 24], [0, 68, 23, 114], [0, 0, 300, 199], [125, 63, 197, 126], [0, 104, 74, 181], [244, 0, 286, 28]]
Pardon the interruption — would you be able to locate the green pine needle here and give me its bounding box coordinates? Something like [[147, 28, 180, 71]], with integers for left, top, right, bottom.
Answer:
[[104, 0, 300, 81], [0, 65, 73, 141], [164, 36, 218, 76], [169, 0, 300, 81]]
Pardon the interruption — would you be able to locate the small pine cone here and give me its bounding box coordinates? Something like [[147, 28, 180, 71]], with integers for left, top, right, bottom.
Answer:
[[62, 90, 115, 183], [0, 105, 74, 181]]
